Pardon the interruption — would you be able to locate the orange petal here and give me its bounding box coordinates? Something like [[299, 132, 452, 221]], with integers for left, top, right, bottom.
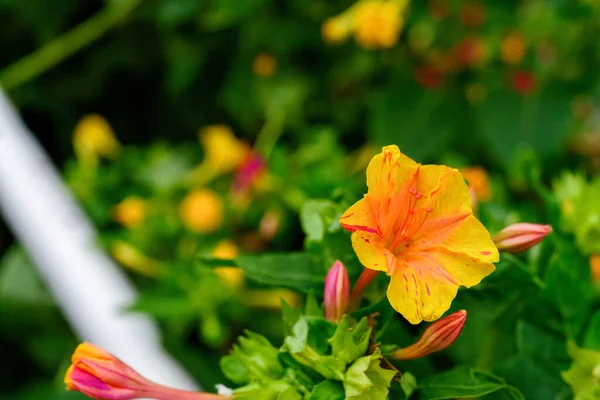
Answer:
[[350, 231, 394, 273], [339, 197, 377, 233]]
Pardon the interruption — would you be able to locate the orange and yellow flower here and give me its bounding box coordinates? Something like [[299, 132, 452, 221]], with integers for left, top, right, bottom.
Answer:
[[340, 145, 498, 324]]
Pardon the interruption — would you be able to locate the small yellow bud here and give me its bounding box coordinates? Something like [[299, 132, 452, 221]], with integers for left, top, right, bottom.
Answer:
[[179, 189, 224, 233], [212, 240, 244, 290], [252, 53, 277, 78], [199, 125, 249, 174], [73, 114, 121, 167], [113, 197, 146, 228]]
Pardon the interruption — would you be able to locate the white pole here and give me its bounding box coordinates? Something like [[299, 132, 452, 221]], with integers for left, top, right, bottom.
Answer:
[[0, 90, 199, 392]]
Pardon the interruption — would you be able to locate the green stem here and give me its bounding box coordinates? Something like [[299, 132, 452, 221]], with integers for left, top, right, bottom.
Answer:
[[253, 106, 285, 161], [0, 0, 143, 91]]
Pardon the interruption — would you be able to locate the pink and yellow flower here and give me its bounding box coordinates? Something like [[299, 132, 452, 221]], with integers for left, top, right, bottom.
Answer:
[[65, 342, 223, 400], [340, 145, 498, 324]]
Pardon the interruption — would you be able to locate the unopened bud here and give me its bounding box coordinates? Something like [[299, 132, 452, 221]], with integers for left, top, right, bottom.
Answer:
[[65, 342, 224, 400], [390, 310, 467, 360], [492, 223, 552, 253], [324, 260, 350, 323]]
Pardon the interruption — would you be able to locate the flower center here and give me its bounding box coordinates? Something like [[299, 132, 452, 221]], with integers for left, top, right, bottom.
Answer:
[[387, 187, 433, 255]]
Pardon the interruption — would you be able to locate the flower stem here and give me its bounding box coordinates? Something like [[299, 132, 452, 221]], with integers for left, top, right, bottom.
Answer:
[[253, 105, 285, 161], [349, 269, 381, 312], [0, 0, 143, 91]]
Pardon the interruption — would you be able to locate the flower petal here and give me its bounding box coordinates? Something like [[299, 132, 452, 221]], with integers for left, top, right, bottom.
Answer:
[[418, 165, 472, 221], [407, 247, 496, 288], [366, 145, 419, 200], [387, 262, 459, 324], [350, 231, 394, 273], [414, 215, 499, 264], [339, 198, 377, 233]]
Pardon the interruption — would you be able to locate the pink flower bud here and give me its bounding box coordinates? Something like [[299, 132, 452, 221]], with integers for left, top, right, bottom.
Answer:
[[65, 342, 225, 400], [390, 310, 467, 360], [492, 223, 552, 253], [324, 260, 350, 323]]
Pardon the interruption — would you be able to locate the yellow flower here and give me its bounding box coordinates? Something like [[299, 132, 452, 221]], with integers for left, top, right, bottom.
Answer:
[[322, 15, 354, 44], [591, 254, 600, 284], [459, 166, 492, 202], [353, 0, 406, 49], [501, 33, 526, 65], [340, 145, 498, 324], [212, 240, 244, 290], [73, 114, 121, 167], [199, 125, 249, 174], [253, 53, 277, 78], [113, 197, 146, 228], [179, 189, 224, 233]]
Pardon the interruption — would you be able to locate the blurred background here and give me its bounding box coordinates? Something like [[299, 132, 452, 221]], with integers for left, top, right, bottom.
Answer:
[[1, 0, 599, 399]]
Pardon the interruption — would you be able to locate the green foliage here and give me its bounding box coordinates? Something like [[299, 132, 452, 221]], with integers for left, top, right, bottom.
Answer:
[[416, 366, 524, 400], [1, 0, 599, 398], [236, 253, 325, 293]]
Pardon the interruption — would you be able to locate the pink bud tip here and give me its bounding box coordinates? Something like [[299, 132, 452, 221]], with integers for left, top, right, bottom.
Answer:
[[65, 343, 226, 400], [492, 223, 552, 253], [391, 310, 467, 360], [324, 260, 350, 323]]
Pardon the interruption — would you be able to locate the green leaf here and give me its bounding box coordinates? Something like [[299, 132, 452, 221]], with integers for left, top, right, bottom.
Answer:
[[220, 331, 284, 384], [304, 295, 323, 318], [130, 293, 195, 319], [400, 372, 417, 399], [284, 319, 309, 353], [0, 246, 53, 305], [329, 316, 371, 365], [584, 311, 600, 351], [308, 380, 345, 400], [300, 200, 338, 243], [417, 366, 524, 400], [543, 256, 593, 339], [344, 349, 397, 400], [495, 354, 570, 400], [281, 299, 301, 337], [515, 320, 569, 369], [477, 87, 572, 168], [236, 253, 325, 293], [561, 341, 600, 400], [368, 81, 456, 161], [196, 256, 238, 268]]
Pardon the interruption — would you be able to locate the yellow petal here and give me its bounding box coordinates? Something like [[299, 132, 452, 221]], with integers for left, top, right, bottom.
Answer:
[[339, 197, 377, 233], [387, 261, 459, 324], [364, 145, 420, 235], [414, 214, 499, 265], [417, 165, 472, 221], [350, 231, 394, 273], [406, 247, 496, 288], [366, 145, 419, 198]]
